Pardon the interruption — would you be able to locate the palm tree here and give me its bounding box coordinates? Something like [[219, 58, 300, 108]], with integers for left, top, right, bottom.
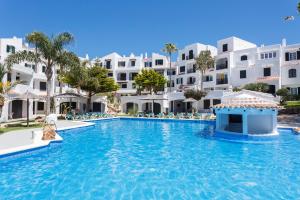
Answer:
[[195, 50, 214, 91], [5, 32, 76, 115], [162, 43, 177, 92]]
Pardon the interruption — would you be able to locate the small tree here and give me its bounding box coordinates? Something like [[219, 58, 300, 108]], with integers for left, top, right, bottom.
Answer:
[[134, 69, 167, 94], [64, 65, 119, 112], [184, 89, 207, 101], [195, 50, 214, 91], [243, 83, 269, 93], [276, 88, 290, 104]]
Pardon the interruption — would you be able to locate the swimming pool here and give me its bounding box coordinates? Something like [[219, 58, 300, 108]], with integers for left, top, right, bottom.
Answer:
[[0, 118, 299, 199]]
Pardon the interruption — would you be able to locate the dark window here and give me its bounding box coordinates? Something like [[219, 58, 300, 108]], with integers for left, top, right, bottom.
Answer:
[[106, 60, 111, 69], [179, 66, 185, 73], [16, 75, 20, 81], [182, 53, 185, 60], [37, 102, 44, 111], [40, 82, 46, 91], [240, 70, 247, 79], [7, 73, 11, 82], [131, 60, 136, 66], [268, 85, 276, 94], [176, 78, 183, 84], [118, 73, 127, 81], [264, 68, 271, 77], [187, 77, 195, 84], [188, 50, 194, 59], [118, 61, 126, 67], [155, 59, 163, 65], [213, 99, 221, 105], [241, 55, 248, 61], [229, 114, 242, 123], [108, 72, 113, 77], [203, 100, 210, 109], [42, 66, 46, 73], [216, 58, 228, 70], [288, 69, 297, 78], [121, 83, 127, 88], [285, 52, 289, 61], [6, 45, 15, 53], [130, 73, 138, 80], [297, 51, 300, 60], [222, 44, 228, 52]]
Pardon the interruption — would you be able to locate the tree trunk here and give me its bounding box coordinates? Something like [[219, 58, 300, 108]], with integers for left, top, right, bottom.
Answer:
[[46, 78, 52, 115], [59, 82, 63, 94], [200, 71, 204, 91], [169, 53, 172, 93], [87, 92, 92, 112]]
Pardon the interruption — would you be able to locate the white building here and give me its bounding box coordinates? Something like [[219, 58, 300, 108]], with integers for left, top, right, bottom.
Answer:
[[0, 35, 299, 118]]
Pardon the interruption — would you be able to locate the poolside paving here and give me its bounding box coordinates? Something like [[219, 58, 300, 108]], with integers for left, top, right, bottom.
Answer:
[[0, 120, 89, 151]]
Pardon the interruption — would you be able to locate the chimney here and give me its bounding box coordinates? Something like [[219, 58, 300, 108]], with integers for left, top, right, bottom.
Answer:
[[282, 38, 287, 47]]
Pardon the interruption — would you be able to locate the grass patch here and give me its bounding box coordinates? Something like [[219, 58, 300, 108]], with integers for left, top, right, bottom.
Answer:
[[0, 123, 42, 134], [285, 101, 300, 108]]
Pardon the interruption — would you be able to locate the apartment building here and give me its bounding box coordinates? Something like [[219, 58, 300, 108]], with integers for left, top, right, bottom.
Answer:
[[0, 36, 299, 118]]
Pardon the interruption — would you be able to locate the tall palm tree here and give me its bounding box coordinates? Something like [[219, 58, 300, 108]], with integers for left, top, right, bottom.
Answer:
[[162, 43, 177, 92], [5, 32, 76, 115], [195, 50, 214, 91]]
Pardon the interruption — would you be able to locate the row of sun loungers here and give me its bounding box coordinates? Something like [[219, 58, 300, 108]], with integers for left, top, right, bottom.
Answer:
[[134, 112, 216, 120], [65, 112, 113, 120]]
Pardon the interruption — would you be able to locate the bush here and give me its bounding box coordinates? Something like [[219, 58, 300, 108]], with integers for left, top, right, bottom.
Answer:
[[243, 83, 269, 93], [184, 89, 207, 101], [127, 107, 138, 115]]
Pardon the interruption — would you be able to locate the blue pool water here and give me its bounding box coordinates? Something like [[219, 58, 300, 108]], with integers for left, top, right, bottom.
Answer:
[[0, 118, 300, 199]]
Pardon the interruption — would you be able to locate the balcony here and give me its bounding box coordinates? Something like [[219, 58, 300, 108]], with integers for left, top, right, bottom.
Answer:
[[104, 65, 112, 69], [187, 68, 196, 73], [216, 79, 228, 85], [216, 63, 228, 70]]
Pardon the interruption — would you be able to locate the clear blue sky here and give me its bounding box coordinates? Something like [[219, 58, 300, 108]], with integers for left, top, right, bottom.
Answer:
[[0, 0, 299, 58]]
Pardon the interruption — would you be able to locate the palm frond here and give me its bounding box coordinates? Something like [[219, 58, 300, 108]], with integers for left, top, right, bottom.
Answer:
[[4, 50, 40, 68]]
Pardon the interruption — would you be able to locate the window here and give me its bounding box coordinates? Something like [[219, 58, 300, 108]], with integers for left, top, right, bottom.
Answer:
[[222, 44, 228, 52], [105, 60, 111, 69], [167, 69, 176, 75], [216, 58, 228, 70], [37, 102, 44, 111], [42, 66, 46, 73], [129, 73, 138, 80], [176, 78, 183, 85], [182, 53, 185, 60], [121, 83, 127, 88], [118, 61, 126, 67], [108, 72, 113, 77], [290, 88, 298, 95], [130, 60, 136, 67], [241, 55, 247, 61], [16, 74, 20, 81], [188, 50, 194, 59], [155, 59, 163, 65], [264, 67, 271, 77], [118, 73, 127, 81], [144, 61, 152, 67], [7, 73, 11, 82], [6, 45, 15, 53], [288, 69, 297, 78], [167, 80, 175, 87], [240, 70, 247, 79], [179, 66, 185, 73], [187, 77, 195, 84], [285, 51, 300, 61], [40, 82, 47, 91], [260, 51, 276, 60], [203, 75, 213, 82]]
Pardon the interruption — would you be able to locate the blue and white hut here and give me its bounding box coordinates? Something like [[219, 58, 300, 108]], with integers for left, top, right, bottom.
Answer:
[[213, 90, 281, 136]]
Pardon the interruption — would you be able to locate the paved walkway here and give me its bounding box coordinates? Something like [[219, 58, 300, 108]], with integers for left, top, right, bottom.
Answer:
[[0, 120, 88, 150]]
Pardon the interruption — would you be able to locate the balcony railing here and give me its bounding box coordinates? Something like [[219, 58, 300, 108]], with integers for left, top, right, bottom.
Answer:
[[216, 79, 228, 85], [187, 68, 196, 73], [216, 63, 228, 70]]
